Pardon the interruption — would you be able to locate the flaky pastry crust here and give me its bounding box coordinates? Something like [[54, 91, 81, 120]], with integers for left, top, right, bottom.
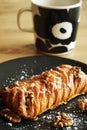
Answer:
[[0, 64, 87, 123]]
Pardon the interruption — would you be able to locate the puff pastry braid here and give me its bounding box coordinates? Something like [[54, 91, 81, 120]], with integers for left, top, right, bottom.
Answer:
[[0, 64, 87, 123]]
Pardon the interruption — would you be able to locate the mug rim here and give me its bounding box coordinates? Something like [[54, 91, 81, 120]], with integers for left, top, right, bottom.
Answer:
[[31, 0, 82, 9]]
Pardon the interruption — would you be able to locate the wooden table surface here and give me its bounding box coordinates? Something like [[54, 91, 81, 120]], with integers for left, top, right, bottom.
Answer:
[[0, 0, 87, 64]]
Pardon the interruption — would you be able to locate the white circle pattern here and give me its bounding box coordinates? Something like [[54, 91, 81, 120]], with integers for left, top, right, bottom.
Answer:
[[52, 22, 73, 40]]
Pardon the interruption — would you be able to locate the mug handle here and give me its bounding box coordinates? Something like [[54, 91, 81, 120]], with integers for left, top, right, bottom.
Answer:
[[17, 8, 34, 32]]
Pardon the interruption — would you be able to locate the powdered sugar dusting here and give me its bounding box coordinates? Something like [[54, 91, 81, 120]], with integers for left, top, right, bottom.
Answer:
[[2, 64, 34, 87], [0, 62, 87, 130]]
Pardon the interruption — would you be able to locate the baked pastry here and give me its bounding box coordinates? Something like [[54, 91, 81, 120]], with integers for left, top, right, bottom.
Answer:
[[0, 64, 87, 123]]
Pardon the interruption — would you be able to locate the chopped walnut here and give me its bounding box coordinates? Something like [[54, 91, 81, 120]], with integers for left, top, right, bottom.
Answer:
[[25, 91, 34, 105], [52, 112, 73, 128], [78, 98, 87, 111], [0, 108, 21, 123], [72, 66, 81, 78]]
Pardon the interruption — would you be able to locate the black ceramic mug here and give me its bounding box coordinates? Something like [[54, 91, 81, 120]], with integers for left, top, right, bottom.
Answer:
[[17, 0, 82, 55]]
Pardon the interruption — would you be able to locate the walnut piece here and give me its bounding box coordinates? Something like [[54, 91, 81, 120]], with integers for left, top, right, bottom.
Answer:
[[78, 98, 87, 111], [0, 108, 21, 123], [52, 112, 73, 128], [72, 66, 81, 78]]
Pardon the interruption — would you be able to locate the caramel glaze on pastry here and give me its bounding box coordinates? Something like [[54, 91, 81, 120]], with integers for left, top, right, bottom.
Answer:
[[0, 64, 87, 123]]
